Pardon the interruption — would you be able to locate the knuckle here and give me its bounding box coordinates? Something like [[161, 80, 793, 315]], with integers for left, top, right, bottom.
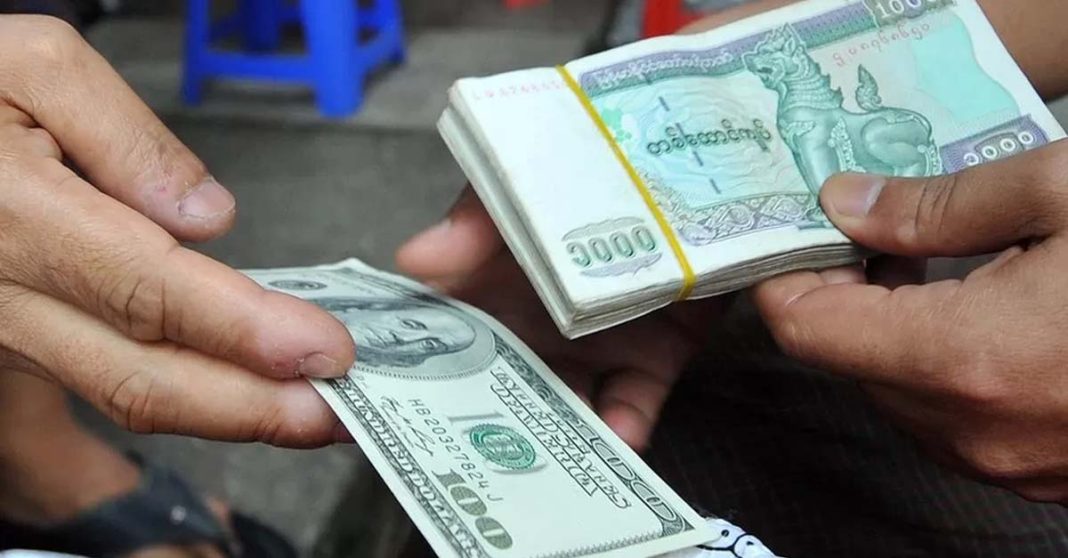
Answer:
[[100, 267, 167, 341], [0, 16, 86, 112], [92, 244, 178, 341], [939, 354, 999, 404], [99, 345, 187, 437], [6, 15, 83, 72], [898, 174, 958, 248], [953, 439, 1030, 481], [937, 336, 1010, 408], [102, 367, 161, 435], [250, 405, 288, 445]]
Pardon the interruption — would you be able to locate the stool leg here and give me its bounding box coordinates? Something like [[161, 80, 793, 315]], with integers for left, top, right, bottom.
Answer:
[[301, 0, 361, 117], [361, 0, 406, 64], [381, 0, 406, 64], [182, 0, 210, 105], [240, 0, 283, 51]]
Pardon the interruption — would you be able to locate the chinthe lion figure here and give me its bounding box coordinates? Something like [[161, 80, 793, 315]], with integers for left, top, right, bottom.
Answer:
[[743, 25, 943, 195]]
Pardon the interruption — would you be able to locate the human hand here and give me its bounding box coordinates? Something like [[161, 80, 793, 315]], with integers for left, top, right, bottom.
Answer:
[[753, 140, 1068, 502], [397, 188, 723, 450], [0, 16, 355, 447]]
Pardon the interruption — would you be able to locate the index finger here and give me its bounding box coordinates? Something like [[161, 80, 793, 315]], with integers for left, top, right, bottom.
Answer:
[[3, 162, 355, 380], [0, 283, 345, 447]]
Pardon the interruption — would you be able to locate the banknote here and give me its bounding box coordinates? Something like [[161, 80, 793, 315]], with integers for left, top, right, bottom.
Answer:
[[439, 0, 1066, 338], [244, 259, 711, 558]]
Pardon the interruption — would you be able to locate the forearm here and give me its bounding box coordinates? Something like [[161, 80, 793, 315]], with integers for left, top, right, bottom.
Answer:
[[682, 0, 1068, 100]]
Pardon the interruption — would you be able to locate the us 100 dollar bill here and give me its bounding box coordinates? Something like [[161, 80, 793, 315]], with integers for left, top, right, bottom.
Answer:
[[439, 0, 1066, 338], [245, 259, 711, 558]]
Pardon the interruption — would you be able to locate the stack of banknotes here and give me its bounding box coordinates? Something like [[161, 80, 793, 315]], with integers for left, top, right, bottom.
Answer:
[[246, 259, 751, 558], [439, 0, 1066, 338]]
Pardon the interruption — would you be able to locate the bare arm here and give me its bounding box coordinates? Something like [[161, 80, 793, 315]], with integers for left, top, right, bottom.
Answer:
[[682, 0, 1068, 100]]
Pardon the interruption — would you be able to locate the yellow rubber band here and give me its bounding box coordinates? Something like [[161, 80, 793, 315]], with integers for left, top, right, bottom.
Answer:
[[556, 66, 695, 300]]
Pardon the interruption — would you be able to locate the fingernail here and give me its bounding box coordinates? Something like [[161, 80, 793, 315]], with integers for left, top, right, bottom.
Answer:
[[824, 173, 885, 218], [298, 353, 345, 379], [178, 177, 236, 220]]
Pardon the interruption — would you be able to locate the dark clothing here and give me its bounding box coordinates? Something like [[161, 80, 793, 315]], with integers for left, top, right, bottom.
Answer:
[[340, 0, 1068, 548], [379, 302, 1068, 558], [644, 302, 1068, 558]]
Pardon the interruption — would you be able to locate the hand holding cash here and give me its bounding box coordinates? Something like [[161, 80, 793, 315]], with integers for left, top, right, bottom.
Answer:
[[254, 2, 1063, 556], [397, 189, 726, 451], [439, 0, 1064, 338]]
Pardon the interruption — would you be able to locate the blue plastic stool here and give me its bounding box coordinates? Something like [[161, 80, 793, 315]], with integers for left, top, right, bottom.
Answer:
[[183, 0, 406, 118]]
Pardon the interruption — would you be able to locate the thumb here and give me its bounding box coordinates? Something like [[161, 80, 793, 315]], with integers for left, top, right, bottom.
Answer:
[[751, 269, 959, 388], [396, 187, 504, 287], [820, 141, 1068, 257]]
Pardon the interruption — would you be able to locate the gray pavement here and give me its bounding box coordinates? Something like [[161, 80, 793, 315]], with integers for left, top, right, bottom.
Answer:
[[98, 21, 590, 131], [76, 2, 1068, 555]]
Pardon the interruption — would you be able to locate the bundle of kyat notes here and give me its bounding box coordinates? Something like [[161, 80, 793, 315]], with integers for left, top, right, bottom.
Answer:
[[439, 0, 1066, 338]]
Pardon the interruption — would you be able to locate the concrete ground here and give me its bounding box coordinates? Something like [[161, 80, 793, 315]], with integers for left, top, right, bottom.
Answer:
[[73, 1, 1068, 556]]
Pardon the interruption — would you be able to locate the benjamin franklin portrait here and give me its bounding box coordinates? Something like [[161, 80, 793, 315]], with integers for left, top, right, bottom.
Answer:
[[311, 296, 495, 379]]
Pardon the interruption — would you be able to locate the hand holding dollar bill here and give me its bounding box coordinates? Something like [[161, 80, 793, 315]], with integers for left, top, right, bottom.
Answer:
[[439, 0, 1066, 338], [246, 259, 724, 558]]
